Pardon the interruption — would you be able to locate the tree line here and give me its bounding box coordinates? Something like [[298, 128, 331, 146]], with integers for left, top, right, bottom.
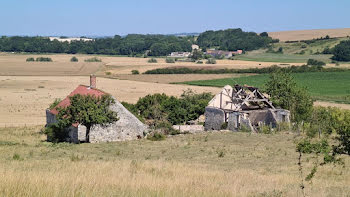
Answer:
[[0, 29, 279, 56], [0, 34, 192, 56], [196, 28, 278, 52]]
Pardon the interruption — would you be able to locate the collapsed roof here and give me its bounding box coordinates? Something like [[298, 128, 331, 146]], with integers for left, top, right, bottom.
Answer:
[[207, 85, 275, 111]]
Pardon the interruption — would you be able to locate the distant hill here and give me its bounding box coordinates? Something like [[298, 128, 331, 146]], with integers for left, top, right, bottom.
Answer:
[[269, 28, 350, 42]]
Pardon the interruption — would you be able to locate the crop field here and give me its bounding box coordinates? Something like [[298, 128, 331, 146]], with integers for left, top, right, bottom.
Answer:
[[0, 53, 103, 76], [268, 28, 350, 41], [180, 71, 350, 104], [0, 76, 221, 127], [0, 126, 349, 197]]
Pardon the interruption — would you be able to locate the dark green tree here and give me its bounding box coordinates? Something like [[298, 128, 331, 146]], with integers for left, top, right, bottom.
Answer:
[[332, 40, 350, 61], [55, 94, 119, 142]]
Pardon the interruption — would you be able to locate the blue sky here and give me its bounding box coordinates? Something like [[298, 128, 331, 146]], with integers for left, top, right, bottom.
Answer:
[[1, 0, 349, 36]]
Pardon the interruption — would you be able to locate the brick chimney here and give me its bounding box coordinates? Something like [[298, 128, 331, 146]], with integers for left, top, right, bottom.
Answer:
[[90, 74, 96, 88]]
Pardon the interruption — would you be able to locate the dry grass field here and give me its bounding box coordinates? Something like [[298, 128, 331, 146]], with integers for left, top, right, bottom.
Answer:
[[100, 58, 303, 75], [0, 53, 102, 76], [269, 28, 350, 41], [0, 126, 349, 197], [0, 76, 221, 127]]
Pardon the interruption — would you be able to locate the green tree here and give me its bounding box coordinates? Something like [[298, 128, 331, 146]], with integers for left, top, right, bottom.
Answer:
[[264, 70, 313, 122], [55, 94, 119, 142], [70, 56, 78, 62], [190, 49, 203, 60], [332, 40, 350, 61]]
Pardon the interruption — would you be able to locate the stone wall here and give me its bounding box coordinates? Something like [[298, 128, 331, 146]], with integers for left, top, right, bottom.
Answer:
[[88, 98, 148, 143], [204, 107, 225, 131], [172, 125, 204, 133]]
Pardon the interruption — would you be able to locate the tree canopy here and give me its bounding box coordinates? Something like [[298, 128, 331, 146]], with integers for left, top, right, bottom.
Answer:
[[331, 40, 350, 61], [264, 70, 313, 122], [196, 28, 277, 52]]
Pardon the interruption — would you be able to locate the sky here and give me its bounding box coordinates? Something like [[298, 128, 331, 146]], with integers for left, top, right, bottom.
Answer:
[[0, 0, 349, 36]]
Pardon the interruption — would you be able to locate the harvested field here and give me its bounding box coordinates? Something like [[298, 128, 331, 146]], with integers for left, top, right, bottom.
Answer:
[[0, 53, 102, 76], [111, 74, 247, 84], [269, 28, 350, 41], [100, 57, 303, 75], [0, 76, 220, 127]]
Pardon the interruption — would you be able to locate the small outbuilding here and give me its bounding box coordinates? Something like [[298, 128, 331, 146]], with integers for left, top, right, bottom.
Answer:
[[46, 75, 148, 143], [204, 85, 290, 132]]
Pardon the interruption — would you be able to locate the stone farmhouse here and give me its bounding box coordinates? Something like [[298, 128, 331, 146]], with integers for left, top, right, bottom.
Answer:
[[205, 85, 290, 132], [46, 75, 148, 143]]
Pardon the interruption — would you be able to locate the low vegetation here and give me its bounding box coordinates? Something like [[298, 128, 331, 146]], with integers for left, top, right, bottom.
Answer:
[[147, 58, 157, 63], [205, 58, 216, 64], [307, 59, 326, 66], [35, 57, 53, 62], [26, 57, 35, 62], [144, 65, 346, 75], [84, 57, 101, 62], [122, 90, 212, 128], [131, 70, 139, 75], [165, 57, 175, 63], [70, 56, 78, 62]]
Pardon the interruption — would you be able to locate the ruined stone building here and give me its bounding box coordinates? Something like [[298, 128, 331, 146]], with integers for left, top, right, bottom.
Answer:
[[46, 75, 148, 143], [204, 85, 290, 132]]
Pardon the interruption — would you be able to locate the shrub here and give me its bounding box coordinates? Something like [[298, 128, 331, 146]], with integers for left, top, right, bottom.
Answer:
[[206, 58, 216, 64], [165, 58, 175, 63], [196, 60, 203, 64], [131, 70, 139, 75], [147, 132, 166, 141], [49, 98, 61, 110], [12, 153, 21, 161], [105, 71, 112, 75], [26, 57, 35, 62], [36, 57, 52, 62], [221, 122, 228, 130], [84, 57, 101, 62], [70, 56, 78, 62], [307, 59, 326, 66], [148, 58, 157, 63]]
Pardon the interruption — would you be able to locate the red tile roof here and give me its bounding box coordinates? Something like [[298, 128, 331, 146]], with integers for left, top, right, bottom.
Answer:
[[49, 85, 107, 115]]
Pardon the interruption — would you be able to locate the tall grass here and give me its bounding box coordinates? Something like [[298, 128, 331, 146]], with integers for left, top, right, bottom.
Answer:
[[0, 126, 348, 196]]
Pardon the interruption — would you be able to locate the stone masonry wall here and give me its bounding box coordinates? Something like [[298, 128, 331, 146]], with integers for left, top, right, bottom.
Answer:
[[204, 107, 225, 131]]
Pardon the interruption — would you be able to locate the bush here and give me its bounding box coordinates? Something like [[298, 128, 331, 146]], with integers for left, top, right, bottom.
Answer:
[[26, 57, 35, 62], [307, 59, 326, 66], [165, 58, 175, 63], [148, 58, 157, 63], [105, 71, 112, 75], [206, 58, 216, 64], [70, 56, 78, 62], [36, 57, 52, 62], [131, 70, 139, 75], [196, 60, 203, 64], [221, 122, 228, 130], [147, 132, 166, 141], [84, 57, 101, 62]]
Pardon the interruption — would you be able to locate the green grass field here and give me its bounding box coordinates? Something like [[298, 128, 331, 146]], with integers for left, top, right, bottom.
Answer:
[[180, 71, 350, 103]]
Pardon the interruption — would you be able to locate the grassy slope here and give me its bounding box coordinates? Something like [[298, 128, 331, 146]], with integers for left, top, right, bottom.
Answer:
[[180, 72, 350, 103], [0, 126, 349, 196], [234, 37, 349, 63]]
